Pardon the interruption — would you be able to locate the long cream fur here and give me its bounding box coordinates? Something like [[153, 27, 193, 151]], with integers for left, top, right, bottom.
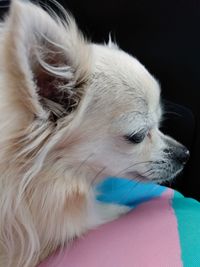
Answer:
[[0, 1, 93, 266]]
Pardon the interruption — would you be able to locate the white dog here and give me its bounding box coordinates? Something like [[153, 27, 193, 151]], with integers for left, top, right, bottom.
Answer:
[[0, 1, 189, 266]]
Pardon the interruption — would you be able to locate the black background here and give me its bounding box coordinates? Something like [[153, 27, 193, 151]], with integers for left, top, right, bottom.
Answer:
[[1, 0, 200, 199]]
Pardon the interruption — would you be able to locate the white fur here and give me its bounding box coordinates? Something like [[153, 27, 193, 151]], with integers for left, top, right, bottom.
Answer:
[[0, 1, 187, 267]]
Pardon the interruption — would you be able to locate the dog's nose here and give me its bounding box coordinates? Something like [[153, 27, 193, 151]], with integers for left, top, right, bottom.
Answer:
[[176, 147, 190, 165]]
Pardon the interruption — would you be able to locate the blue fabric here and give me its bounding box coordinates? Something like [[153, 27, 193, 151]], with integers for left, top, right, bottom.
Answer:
[[96, 177, 200, 266], [96, 177, 166, 208]]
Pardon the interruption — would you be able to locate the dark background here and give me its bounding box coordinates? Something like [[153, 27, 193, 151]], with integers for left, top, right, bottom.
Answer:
[[1, 0, 200, 200]]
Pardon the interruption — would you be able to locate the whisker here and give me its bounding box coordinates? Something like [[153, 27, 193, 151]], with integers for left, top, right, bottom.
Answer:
[[140, 168, 154, 177], [88, 166, 107, 190], [114, 160, 153, 177], [112, 171, 157, 205], [115, 172, 164, 205], [72, 153, 94, 178], [115, 179, 141, 204], [92, 166, 165, 207], [162, 111, 183, 118]]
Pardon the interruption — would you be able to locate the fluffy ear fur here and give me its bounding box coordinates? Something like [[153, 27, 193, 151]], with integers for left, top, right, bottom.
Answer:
[[0, 2, 92, 267], [1, 0, 91, 121]]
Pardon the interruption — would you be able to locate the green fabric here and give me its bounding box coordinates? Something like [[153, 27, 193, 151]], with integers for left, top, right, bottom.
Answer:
[[172, 191, 200, 267]]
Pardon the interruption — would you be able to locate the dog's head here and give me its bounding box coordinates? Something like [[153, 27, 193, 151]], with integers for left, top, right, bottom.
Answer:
[[0, 0, 189, 186]]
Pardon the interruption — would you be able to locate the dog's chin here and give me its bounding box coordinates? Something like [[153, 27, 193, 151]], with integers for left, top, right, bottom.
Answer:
[[126, 166, 184, 184], [125, 171, 151, 183]]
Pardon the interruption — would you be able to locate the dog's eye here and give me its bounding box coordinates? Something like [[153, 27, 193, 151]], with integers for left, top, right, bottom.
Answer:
[[125, 131, 147, 144]]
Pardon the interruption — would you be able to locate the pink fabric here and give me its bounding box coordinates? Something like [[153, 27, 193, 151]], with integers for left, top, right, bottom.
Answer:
[[38, 189, 182, 267]]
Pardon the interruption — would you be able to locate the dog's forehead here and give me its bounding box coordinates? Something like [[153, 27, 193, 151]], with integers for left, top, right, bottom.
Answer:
[[90, 44, 161, 114]]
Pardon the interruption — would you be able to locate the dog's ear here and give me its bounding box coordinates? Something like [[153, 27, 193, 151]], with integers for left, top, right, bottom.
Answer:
[[2, 0, 91, 121]]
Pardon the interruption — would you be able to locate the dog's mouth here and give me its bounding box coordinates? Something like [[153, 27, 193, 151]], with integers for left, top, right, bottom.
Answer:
[[126, 171, 150, 183], [126, 168, 182, 184]]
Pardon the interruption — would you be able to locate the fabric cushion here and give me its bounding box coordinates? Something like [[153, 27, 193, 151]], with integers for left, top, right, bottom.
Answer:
[[38, 178, 200, 267]]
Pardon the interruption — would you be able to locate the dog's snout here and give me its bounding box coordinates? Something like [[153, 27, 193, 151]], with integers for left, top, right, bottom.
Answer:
[[163, 136, 190, 166], [175, 146, 190, 165]]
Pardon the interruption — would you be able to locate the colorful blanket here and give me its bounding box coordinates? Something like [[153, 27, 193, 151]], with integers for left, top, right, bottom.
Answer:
[[39, 178, 200, 267]]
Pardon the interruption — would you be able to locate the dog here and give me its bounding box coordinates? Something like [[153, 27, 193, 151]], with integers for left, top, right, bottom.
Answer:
[[0, 0, 189, 266]]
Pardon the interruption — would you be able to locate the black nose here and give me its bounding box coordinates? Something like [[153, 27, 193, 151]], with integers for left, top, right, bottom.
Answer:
[[176, 147, 190, 165]]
